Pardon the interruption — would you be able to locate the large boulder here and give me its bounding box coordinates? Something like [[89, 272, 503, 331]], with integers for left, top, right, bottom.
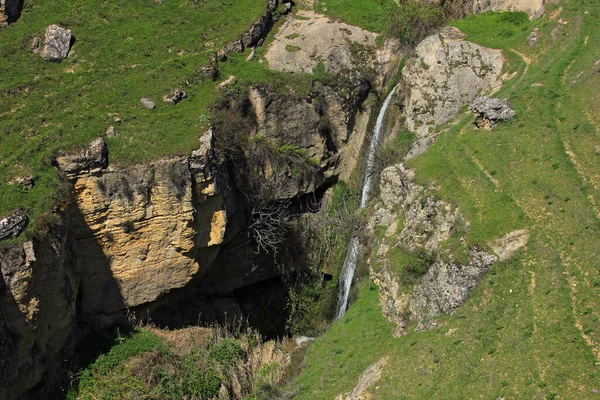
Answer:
[[0, 210, 28, 241], [40, 25, 72, 62], [0, 223, 78, 400], [402, 27, 503, 142], [469, 96, 516, 129], [54, 138, 108, 176]]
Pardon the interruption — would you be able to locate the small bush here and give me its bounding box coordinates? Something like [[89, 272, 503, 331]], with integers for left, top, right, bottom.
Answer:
[[209, 338, 243, 366], [388, 1, 446, 47], [285, 44, 302, 52], [498, 11, 529, 25]]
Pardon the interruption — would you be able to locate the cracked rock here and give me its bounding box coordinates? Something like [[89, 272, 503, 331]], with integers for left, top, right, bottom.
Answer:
[[54, 137, 108, 175], [0, 210, 28, 241], [469, 97, 516, 130], [40, 25, 72, 62]]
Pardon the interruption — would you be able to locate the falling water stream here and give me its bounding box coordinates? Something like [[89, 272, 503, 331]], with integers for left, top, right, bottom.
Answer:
[[336, 84, 399, 319]]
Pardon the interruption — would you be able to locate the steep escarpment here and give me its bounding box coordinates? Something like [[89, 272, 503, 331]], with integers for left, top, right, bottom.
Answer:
[[0, 48, 387, 398], [0, 223, 78, 400]]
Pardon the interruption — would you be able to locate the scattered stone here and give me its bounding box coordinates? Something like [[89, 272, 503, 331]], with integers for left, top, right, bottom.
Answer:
[[469, 97, 516, 130], [197, 64, 218, 81], [445, 328, 458, 336], [106, 125, 116, 137], [54, 137, 108, 175], [9, 174, 34, 189], [218, 75, 236, 89], [140, 97, 156, 109], [531, 82, 544, 87], [527, 28, 539, 47], [246, 47, 256, 62], [295, 336, 315, 346], [0, 210, 28, 241], [551, 26, 561, 41], [31, 36, 41, 53], [162, 88, 187, 105], [40, 25, 72, 62], [223, 40, 243, 54]]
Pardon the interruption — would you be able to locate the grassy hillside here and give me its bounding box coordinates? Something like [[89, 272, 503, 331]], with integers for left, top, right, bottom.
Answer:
[[0, 0, 267, 233], [291, 0, 600, 398]]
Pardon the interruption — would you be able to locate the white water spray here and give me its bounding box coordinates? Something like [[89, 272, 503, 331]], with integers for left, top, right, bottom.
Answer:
[[336, 84, 399, 319]]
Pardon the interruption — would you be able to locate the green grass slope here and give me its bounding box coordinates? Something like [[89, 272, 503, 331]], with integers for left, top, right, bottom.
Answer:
[[0, 0, 266, 232], [292, 1, 600, 398]]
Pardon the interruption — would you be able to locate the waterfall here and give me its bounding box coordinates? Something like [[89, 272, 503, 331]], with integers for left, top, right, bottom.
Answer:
[[336, 84, 399, 319]]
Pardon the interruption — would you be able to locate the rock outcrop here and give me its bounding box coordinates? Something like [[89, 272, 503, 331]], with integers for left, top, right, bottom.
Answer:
[[369, 164, 527, 335], [472, 0, 544, 19], [0, 222, 78, 399], [0, 0, 21, 27], [469, 96, 516, 129], [162, 88, 187, 105], [218, 0, 291, 59], [64, 133, 229, 326], [409, 250, 497, 321], [0, 210, 28, 241], [40, 25, 73, 62], [54, 138, 108, 176], [402, 27, 503, 156]]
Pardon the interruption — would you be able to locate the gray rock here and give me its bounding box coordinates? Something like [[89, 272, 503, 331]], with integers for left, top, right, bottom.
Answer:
[[0, 210, 28, 241], [140, 97, 156, 109], [528, 28, 539, 47], [162, 88, 187, 105], [40, 25, 72, 62], [197, 65, 218, 80], [31, 36, 41, 53], [403, 27, 503, 138], [9, 174, 34, 189], [469, 97, 516, 129], [409, 251, 497, 320], [106, 125, 116, 137], [223, 40, 244, 54], [54, 137, 108, 175]]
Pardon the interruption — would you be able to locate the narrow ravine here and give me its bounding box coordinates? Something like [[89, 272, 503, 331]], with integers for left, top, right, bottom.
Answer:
[[336, 84, 399, 318]]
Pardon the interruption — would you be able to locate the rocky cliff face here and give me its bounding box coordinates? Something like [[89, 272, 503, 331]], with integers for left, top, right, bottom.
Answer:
[[0, 222, 78, 399], [0, 71, 378, 399], [401, 26, 503, 157]]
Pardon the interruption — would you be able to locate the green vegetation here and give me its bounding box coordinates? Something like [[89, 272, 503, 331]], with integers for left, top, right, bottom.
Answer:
[[285, 44, 302, 52], [293, 1, 600, 397], [0, 0, 266, 233], [314, 0, 399, 33], [292, 282, 395, 399], [285, 181, 361, 335], [66, 326, 285, 400], [386, 246, 434, 287]]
